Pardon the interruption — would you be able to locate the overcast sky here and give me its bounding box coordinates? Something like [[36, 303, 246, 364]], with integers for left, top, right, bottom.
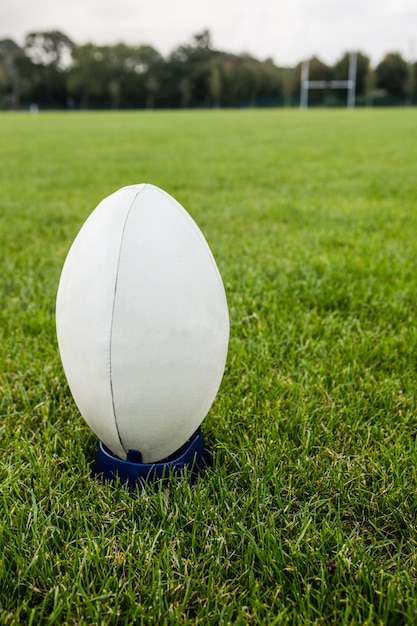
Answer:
[[1, 0, 416, 66]]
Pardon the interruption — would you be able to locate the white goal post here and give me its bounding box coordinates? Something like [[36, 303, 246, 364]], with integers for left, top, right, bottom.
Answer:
[[300, 52, 357, 108]]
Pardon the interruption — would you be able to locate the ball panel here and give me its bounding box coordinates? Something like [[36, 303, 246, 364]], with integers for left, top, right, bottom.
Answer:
[[56, 185, 146, 459], [56, 183, 229, 463], [111, 185, 229, 462]]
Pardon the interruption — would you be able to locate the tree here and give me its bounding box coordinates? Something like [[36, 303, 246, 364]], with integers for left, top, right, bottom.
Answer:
[[208, 59, 222, 106], [179, 76, 192, 107], [24, 30, 74, 69], [66, 44, 108, 108], [108, 78, 121, 109], [376, 52, 408, 98], [364, 67, 377, 106], [405, 61, 416, 105], [23, 31, 74, 106], [145, 75, 159, 109], [113, 44, 163, 108], [229, 56, 280, 106], [333, 51, 370, 95], [281, 67, 297, 106], [294, 56, 332, 105], [102, 43, 162, 108], [66, 42, 163, 108], [171, 29, 213, 63], [193, 30, 212, 51], [168, 31, 216, 106], [257, 59, 283, 102], [308, 56, 332, 82], [0, 39, 25, 108]]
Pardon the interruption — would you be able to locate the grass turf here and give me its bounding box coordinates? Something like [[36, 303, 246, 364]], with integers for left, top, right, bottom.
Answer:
[[1, 108, 417, 624]]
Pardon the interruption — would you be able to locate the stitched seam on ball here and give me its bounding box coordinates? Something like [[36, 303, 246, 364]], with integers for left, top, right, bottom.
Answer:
[[109, 184, 147, 456]]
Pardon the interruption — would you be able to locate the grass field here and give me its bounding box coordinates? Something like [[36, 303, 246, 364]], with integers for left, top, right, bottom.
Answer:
[[1, 108, 417, 624]]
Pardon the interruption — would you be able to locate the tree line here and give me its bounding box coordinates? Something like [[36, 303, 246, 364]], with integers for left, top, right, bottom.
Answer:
[[0, 29, 415, 110]]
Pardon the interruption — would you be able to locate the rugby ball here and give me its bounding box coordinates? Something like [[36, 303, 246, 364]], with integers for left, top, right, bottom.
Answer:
[[56, 184, 229, 463]]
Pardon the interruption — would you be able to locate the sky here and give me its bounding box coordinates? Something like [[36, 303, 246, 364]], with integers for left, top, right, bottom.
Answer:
[[1, 0, 416, 67]]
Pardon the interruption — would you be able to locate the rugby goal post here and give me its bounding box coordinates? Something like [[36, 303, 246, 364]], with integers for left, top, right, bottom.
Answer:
[[300, 52, 357, 108]]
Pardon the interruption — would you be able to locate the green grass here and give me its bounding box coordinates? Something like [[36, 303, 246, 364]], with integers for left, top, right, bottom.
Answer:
[[1, 108, 417, 624]]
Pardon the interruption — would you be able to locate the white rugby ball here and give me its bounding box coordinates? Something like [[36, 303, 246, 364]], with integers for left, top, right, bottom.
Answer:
[[56, 184, 229, 463]]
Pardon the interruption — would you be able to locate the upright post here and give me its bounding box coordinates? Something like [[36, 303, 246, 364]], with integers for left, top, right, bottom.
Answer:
[[347, 52, 357, 108], [300, 60, 309, 109]]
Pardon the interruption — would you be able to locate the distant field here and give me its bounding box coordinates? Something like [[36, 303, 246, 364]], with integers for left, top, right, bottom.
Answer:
[[1, 109, 417, 624]]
